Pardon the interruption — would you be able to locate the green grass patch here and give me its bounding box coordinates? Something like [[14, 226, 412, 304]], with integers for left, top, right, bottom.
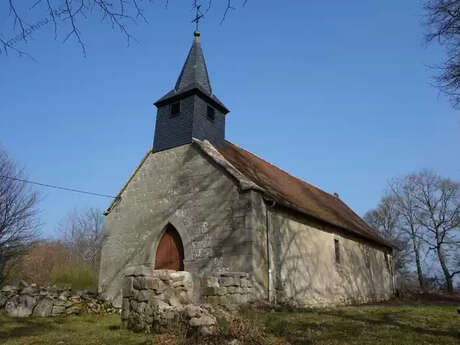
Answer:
[[261, 305, 460, 345], [0, 303, 459, 345], [0, 314, 157, 345]]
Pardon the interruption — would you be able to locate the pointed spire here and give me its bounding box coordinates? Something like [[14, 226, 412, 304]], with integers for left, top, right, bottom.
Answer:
[[154, 30, 229, 115], [174, 30, 212, 95]]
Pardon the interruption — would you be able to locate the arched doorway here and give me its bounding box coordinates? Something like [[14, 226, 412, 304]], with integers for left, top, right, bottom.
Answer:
[[155, 224, 184, 270]]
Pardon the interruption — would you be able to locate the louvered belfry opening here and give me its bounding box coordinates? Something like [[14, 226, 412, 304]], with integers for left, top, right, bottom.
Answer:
[[154, 224, 184, 271]]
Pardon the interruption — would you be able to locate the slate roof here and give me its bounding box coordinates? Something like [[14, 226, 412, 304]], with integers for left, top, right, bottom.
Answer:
[[215, 141, 393, 249], [154, 31, 229, 114], [154, 82, 228, 113], [175, 32, 212, 94]]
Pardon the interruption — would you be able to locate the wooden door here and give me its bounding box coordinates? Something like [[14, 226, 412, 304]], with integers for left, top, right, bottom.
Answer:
[[155, 226, 184, 270]]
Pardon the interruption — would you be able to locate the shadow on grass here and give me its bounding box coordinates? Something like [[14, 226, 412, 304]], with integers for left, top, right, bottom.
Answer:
[[321, 309, 460, 339], [265, 308, 460, 345], [0, 317, 57, 344], [359, 292, 460, 308], [108, 324, 121, 330]]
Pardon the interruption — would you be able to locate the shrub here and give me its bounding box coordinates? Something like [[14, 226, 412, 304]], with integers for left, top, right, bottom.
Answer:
[[50, 261, 98, 290], [5, 241, 69, 285]]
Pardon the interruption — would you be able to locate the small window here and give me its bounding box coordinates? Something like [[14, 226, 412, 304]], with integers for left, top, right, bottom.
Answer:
[[207, 106, 215, 122], [171, 101, 180, 116], [334, 239, 341, 264]]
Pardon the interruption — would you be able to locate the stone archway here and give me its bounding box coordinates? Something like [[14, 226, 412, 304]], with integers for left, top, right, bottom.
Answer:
[[155, 224, 184, 271]]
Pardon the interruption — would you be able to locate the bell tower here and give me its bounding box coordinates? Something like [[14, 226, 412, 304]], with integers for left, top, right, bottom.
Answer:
[[153, 31, 229, 152]]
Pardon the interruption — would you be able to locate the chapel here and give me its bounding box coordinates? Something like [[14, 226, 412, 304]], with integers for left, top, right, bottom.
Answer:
[[99, 31, 395, 307]]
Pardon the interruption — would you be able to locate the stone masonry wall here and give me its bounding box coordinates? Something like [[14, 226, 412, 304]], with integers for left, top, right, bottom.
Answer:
[[268, 206, 394, 307], [0, 282, 118, 318], [201, 272, 255, 305], [121, 266, 218, 335], [100, 143, 257, 307]]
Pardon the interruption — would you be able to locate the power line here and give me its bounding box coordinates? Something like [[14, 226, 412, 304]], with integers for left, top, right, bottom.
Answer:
[[0, 175, 117, 199]]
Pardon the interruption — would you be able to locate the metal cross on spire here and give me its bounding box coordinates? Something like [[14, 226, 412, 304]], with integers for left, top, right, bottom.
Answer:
[[192, 4, 204, 32]]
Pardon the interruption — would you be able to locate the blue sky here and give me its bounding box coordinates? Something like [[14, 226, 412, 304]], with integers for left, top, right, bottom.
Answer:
[[0, 1, 459, 239]]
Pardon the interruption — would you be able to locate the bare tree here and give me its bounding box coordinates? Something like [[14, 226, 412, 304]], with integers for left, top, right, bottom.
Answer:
[[0, 146, 40, 285], [425, 0, 460, 107], [364, 195, 410, 277], [389, 175, 427, 291], [59, 207, 105, 268], [1, 0, 247, 57], [411, 171, 460, 292]]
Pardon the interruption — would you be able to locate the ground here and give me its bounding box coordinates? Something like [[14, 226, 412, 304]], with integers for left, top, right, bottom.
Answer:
[[0, 294, 459, 345]]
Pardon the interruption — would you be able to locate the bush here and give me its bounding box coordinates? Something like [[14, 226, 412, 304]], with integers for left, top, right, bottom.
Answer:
[[5, 241, 69, 286], [50, 261, 98, 290], [5, 240, 99, 291]]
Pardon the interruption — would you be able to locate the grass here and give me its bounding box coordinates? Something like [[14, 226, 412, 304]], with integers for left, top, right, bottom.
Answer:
[[0, 295, 459, 345], [259, 304, 460, 345], [0, 314, 157, 345]]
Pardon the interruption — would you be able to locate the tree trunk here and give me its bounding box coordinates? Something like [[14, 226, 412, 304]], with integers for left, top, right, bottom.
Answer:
[[411, 231, 425, 291], [436, 245, 453, 292]]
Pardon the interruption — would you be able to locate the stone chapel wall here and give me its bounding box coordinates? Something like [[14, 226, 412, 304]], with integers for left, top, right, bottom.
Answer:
[[99, 144, 257, 307], [268, 207, 394, 307]]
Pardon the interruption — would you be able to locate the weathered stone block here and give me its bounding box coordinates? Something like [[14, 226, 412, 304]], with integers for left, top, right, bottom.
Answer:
[[121, 298, 130, 320], [162, 309, 177, 320], [32, 298, 53, 317], [150, 298, 169, 310], [65, 306, 82, 315], [134, 290, 152, 302], [205, 286, 227, 296], [219, 277, 236, 287], [185, 305, 202, 318], [144, 304, 154, 317], [51, 305, 65, 316], [20, 286, 39, 296], [226, 286, 237, 294], [171, 280, 186, 289], [220, 272, 248, 278], [189, 314, 216, 327], [203, 276, 219, 288], [151, 269, 176, 281], [151, 279, 167, 292], [169, 271, 188, 282], [205, 295, 222, 305], [136, 302, 146, 314], [0, 293, 8, 308], [144, 278, 161, 290], [122, 277, 134, 297], [133, 277, 146, 290], [1, 286, 18, 295], [178, 290, 192, 305], [130, 300, 138, 311], [231, 293, 247, 304], [5, 295, 35, 318]]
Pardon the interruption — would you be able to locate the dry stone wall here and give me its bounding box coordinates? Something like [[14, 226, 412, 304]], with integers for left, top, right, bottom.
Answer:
[[201, 272, 255, 305], [0, 282, 119, 318], [122, 267, 216, 335], [121, 267, 255, 335]]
